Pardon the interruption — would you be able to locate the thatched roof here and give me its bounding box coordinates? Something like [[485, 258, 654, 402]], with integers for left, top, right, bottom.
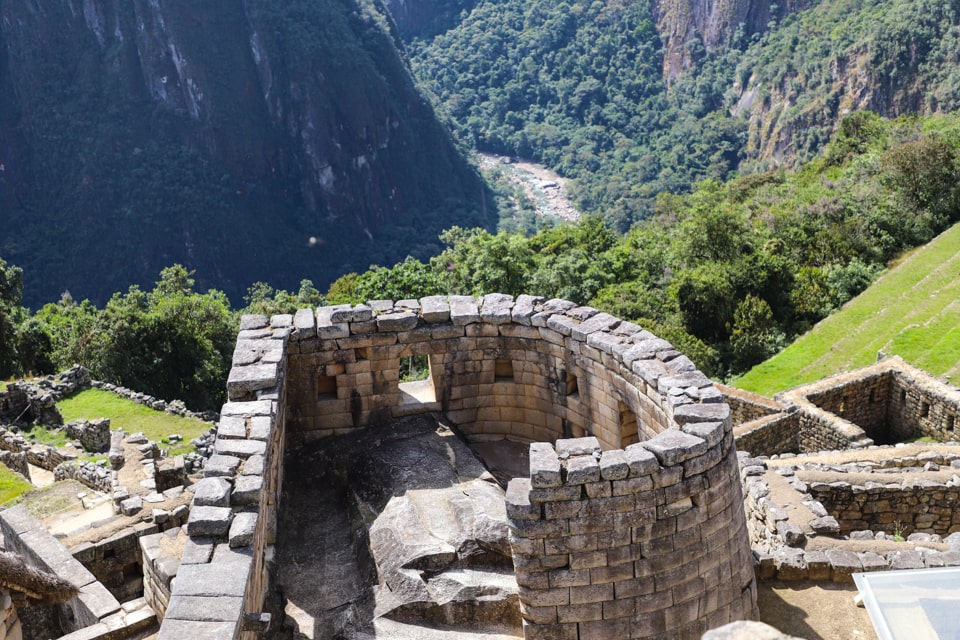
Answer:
[[0, 551, 79, 606]]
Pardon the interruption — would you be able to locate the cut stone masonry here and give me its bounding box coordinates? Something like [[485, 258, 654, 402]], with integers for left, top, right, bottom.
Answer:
[[160, 294, 758, 639]]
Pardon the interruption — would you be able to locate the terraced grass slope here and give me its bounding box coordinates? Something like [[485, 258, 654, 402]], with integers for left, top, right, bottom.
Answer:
[[735, 223, 960, 396]]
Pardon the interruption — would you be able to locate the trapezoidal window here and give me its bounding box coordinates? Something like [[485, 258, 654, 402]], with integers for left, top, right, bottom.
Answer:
[[948, 414, 956, 433], [317, 375, 337, 400], [565, 372, 579, 400], [921, 401, 930, 418], [619, 402, 639, 447], [398, 354, 437, 405], [495, 358, 515, 383]]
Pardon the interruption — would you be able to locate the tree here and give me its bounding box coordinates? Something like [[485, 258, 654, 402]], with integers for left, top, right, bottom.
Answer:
[[85, 266, 237, 411], [729, 295, 781, 370], [0, 258, 24, 378]]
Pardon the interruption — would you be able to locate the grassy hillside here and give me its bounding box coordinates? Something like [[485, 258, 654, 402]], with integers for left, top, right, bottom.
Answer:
[[734, 222, 960, 396], [59, 388, 209, 456]]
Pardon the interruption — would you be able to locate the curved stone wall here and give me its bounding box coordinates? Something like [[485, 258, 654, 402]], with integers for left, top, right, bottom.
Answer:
[[280, 294, 756, 639], [162, 294, 755, 639]]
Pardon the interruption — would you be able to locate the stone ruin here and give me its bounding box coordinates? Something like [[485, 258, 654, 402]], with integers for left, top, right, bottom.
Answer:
[[4, 298, 958, 639], [156, 294, 757, 639]]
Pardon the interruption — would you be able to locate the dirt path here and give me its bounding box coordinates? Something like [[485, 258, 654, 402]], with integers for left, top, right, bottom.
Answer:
[[759, 581, 877, 640]]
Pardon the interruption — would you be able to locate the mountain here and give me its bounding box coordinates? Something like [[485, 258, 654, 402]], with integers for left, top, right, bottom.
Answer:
[[402, 0, 960, 225], [0, 0, 491, 308]]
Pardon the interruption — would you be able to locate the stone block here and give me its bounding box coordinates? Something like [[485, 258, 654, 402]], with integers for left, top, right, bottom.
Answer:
[[599, 449, 629, 480], [565, 455, 601, 485], [825, 550, 862, 581], [214, 438, 266, 458], [120, 496, 143, 516], [449, 295, 480, 325], [512, 295, 545, 325], [203, 455, 240, 478], [556, 437, 601, 458], [165, 595, 245, 622], [624, 444, 660, 477], [376, 310, 419, 332], [227, 364, 278, 400], [641, 429, 707, 467], [530, 443, 561, 488], [506, 478, 540, 521], [157, 619, 238, 640], [228, 512, 258, 548], [232, 475, 263, 506], [187, 507, 233, 538], [194, 477, 232, 508]]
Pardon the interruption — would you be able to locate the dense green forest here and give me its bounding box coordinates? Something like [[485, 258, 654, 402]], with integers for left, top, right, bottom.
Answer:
[[407, 0, 960, 228], [2, 112, 959, 405]]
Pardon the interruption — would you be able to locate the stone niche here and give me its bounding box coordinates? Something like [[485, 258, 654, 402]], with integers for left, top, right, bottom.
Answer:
[[282, 294, 757, 639]]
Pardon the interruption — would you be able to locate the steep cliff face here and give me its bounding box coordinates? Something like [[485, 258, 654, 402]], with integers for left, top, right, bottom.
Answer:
[[0, 0, 489, 306], [652, 0, 814, 80], [381, 0, 478, 39]]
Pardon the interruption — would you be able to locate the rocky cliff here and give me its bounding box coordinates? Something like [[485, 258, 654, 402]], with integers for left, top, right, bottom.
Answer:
[[0, 0, 490, 306], [652, 0, 813, 80]]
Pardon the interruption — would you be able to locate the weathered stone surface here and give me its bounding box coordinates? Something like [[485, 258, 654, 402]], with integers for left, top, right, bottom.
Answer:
[[187, 507, 233, 538], [641, 429, 707, 467], [624, 444, 660, 476], [556, 437, 600, 458], [120, 496, 143, 516], [420, 296, 451, 323], [232, 475, 263, 506], [376, 310, 419, 332], [530, 443, 561, 488], [228, 512, 258, 548], [203, 454, 240, 478], [227, 364, 278, 399], [449, 295, 480, 325], [275, 416, 518, 637], [194, 477, 232, 507]]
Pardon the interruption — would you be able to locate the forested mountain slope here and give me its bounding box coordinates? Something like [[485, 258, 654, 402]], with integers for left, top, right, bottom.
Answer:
[[0, 0, 491, 307], [405, 0, 960, 226]]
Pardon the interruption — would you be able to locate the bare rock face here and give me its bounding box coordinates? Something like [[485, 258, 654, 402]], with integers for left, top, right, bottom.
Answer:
[[274, 415, 520, 639]]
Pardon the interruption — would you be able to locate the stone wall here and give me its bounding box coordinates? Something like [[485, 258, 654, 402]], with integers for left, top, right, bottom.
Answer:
[[507, 433, 755, 639], [158, 314, 288, 640], [53, 460, 112, 494], [733, 413, 800, 458], [0, 450, 29, 479], [0, 507, 121, 633], [71, 522, 175, 603], [716, 384, 784, 426], [776, 358, 960, 452], [162, 295, 757, 639], [64, 419, 111, 453], [281, 295, 754, 640]]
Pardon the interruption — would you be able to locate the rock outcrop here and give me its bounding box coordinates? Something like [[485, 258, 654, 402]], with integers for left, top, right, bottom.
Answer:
[[275, 415, 520, 639]]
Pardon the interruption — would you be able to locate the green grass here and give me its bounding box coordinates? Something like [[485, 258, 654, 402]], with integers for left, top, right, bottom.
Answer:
[[0, 465, 33, 505], [58, 388, 209, 456], [735, 222, 960, 396]]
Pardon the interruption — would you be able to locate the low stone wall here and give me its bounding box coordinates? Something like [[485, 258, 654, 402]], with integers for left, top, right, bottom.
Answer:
[[734, 413, 800, 458], [776, 358, 960, 451], [740, 450, 960, 582], [0, 426, 75, 471], [54, 460, 113, 494], [0, 450, 29, 479], [90, 381, 219, 422], [0, 507, 120, 633], [64, 419, 110, 453], [71, 522, 175, 603], [716, 384, 785, 426]]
